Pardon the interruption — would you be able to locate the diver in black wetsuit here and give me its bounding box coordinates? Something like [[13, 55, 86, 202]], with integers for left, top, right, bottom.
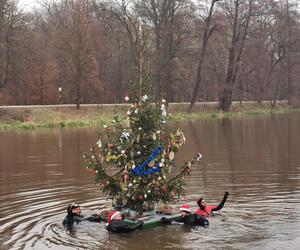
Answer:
[[62, 203, 102, 232], [161, 204, 209, 228], [106, 210, 143, 233]]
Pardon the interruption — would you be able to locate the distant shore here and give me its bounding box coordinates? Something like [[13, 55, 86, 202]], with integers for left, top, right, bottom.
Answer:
[[0, 101, 298, 131]]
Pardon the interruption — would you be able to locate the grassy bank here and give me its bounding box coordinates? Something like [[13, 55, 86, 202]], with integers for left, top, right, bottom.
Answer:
[[0, 101, 299, 131], [0, 106, 114, 130]]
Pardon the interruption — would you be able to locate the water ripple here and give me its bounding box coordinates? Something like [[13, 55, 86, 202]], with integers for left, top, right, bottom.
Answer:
[[1, 114, 300, 249]]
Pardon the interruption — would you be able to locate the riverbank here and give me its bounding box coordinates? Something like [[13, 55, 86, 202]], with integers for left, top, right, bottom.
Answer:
[[0, 101, 298, 131]]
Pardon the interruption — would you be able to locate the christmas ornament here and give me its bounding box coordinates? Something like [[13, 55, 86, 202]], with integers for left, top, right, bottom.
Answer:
[[148, 160, 155, 167], [161, 104, 167, 117], [142, 95, 149, 102], [197, 153, 203, 161], [168, 151, 175, 160], [122, 198, 128, 205], [120, 131, 130, 142], [152, 133, 157, 140], [96, 139, 102, 148]]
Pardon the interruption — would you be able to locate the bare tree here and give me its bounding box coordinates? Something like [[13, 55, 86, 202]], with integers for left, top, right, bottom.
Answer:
[[138, 0, 192, 101], [284, 0, 299, 106], [44, 0, 98, 108], [1, 0, 300, 106], [219, 0, 255, 111], [0, 0, 20, 91], [107, 0, 148, 99], [188, 0, 220, 112]]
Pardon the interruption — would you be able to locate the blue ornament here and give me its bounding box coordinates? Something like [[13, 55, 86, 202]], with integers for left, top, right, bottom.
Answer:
[[132, 146, 164, 176]]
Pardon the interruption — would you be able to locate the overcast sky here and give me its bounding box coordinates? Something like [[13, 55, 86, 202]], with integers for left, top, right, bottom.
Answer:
[[18, 0, 43, 11]]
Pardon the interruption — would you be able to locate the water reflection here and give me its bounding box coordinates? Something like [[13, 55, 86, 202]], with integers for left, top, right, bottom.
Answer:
[[0, 113, 300, 249]]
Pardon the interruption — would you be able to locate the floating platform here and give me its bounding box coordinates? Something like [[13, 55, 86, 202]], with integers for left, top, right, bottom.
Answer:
[[123, 212, 180, 229]]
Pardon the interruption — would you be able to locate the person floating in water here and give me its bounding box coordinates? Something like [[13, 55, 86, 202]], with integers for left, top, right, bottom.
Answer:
[[62, 203, 102, 233], [106, 210, 144, 233], [195, 191, 229, 217], [161, 204, 209, 228]]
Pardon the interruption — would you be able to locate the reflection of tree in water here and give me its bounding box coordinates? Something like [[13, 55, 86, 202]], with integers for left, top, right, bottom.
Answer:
[[185, 120, 209, 190], [219, 117, 236, 192]]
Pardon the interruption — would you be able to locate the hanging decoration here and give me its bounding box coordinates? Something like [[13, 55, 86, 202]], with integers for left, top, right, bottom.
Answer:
[[132, 146, 164, 176]]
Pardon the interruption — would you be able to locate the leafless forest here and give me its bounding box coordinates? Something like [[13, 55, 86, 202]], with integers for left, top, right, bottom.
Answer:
[[1, 0, 300, 111]]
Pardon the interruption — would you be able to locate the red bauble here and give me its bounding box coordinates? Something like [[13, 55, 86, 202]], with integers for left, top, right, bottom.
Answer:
[[138, 194, 144, 201], [100, 181, 107, 187], [89, 169, 96, 176]]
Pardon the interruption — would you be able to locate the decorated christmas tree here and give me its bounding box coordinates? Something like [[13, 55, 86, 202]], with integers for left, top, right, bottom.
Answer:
[[84, 94, 201, 215]]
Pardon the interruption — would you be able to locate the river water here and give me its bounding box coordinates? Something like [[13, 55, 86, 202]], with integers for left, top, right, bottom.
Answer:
[[0, 113, 300, 250]]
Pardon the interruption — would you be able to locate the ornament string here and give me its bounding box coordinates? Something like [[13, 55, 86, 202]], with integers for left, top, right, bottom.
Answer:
[[132, 145, 164, 176]]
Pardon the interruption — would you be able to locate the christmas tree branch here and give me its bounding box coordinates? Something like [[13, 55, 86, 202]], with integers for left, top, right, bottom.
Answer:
[[166, 167, 187, 184], [88, 148, 116, 181], [166, 154, 200, 184], [113, 167, 125, 177]]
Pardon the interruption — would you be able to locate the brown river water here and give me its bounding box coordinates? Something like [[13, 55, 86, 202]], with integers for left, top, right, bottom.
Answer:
[[1, 113, 300, 250]]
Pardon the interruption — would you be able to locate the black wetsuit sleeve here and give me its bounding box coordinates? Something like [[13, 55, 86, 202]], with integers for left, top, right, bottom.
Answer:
[[161, 216, 184, 224], [162, 215, 208, 227], [84, 214, 103, 222], [73, 215, 85, 223], [106, 220, 143, 233], [211, 192, 229, 212], [72, 214, 103, 223], [173, 217, 184, 223], [160, 217, 172, 224]]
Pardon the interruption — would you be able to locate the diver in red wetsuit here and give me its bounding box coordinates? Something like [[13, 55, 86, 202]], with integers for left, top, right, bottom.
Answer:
[[195, 192, 229, 217]]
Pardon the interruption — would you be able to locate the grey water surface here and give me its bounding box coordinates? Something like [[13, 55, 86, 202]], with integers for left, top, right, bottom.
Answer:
[[0, 112, 300, 250]]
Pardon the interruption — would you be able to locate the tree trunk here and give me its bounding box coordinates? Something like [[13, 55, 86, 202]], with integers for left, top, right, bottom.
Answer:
[[137, 201, 143, 216], [220, 0, 253, 112], [188, 0, 219, 113], [285, 0, 296, 106], [76, 72, 81, 109]]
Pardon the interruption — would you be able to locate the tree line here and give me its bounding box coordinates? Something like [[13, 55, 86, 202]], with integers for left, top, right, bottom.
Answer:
[[0, 0, 299, 111]]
